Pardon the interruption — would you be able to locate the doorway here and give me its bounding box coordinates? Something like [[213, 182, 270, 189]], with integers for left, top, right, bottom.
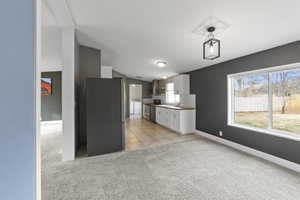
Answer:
[[40, 71, 63, 166], [129, 84, 142, 119]]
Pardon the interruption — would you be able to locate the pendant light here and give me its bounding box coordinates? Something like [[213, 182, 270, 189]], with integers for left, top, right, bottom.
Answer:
[[203, 26, 220, 60]]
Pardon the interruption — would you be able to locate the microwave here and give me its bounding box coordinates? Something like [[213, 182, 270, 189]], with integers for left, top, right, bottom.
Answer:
[[153, 99, 161, 105]]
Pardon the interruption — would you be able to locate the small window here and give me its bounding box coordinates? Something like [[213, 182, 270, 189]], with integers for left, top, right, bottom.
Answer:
[[228, 63, 300, 139], [166, 83, 180, 104]]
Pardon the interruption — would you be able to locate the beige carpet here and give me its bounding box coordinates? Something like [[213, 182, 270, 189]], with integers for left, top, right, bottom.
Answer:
[[42, 128, 300, 200]]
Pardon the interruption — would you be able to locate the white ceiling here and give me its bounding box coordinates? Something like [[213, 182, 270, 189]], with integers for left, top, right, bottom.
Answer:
[[67, 0, 300, 81], [42, 1, 58, 28]]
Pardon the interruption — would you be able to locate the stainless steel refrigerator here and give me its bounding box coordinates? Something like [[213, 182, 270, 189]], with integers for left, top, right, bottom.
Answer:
[[86, 78, 125, 156]]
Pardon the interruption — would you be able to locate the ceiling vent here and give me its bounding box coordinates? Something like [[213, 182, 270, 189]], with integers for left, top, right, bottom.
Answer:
[[192, 16, 229, 37]]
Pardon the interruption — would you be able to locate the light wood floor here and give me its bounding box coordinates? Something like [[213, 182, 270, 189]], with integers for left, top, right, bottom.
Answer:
[[125, 118, 197, 151]]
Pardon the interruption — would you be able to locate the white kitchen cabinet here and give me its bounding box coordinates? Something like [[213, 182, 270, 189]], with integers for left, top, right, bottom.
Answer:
[[156, 107, 167, 127], [173, 74, 190, 95], [156, 107, 163, 124], [169, 110, 179, 131], [155, 107, 195, 134]]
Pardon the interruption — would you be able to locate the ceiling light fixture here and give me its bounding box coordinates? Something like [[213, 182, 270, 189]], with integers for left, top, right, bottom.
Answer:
[[161, 75, 168, 80], [203, 26, 220, 60], [156, 61, 167, 68]]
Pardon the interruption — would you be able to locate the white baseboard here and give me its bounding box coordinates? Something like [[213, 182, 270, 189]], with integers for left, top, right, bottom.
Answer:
[[40, 120, 62, 126], [195, 130, 300, 173]]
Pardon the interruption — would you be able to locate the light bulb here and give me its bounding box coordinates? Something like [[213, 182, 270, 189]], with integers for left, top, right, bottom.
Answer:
[[156, 61, 167, 68], [209, 45, 214, 54]]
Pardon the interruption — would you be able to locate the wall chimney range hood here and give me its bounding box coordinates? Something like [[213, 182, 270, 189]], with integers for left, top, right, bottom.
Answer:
[[152, 80, 160, 96]]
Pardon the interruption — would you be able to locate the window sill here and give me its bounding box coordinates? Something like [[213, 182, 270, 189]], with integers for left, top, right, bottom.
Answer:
[[228, 123, 300, 142]]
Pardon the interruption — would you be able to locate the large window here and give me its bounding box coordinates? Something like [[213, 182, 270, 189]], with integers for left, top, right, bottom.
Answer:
[[228, 64, 300, 139], [166, 82, 180, 104]]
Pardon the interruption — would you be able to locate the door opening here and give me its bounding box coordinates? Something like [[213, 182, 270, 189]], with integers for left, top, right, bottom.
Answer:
[[129, 84, 142, 119], [40, 71, 63, 166]]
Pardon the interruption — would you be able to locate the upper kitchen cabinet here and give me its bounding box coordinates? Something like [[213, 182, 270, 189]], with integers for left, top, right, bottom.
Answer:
[[173, 74, 190, 95]]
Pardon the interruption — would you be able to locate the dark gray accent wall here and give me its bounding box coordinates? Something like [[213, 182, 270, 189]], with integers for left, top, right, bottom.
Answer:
[[78, 45, 101, 146], [126, 78, 152, 118], [74, 36, 80, 151], [112, 70, 127, 121], [189, 41, 300, 164], [0, 1, 36, 199], [41, 72, 62, 121]]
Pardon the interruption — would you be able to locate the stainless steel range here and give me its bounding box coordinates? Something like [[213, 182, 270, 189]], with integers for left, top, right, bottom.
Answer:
[[143, 104, 151, 120]]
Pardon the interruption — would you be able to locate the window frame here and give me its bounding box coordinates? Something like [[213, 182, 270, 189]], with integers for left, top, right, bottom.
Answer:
[[227, 62, 300, 141], [165, 82, 180, 105]]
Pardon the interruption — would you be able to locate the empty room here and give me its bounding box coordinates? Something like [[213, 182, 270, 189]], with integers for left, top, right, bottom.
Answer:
[[2, 0, 300, 200]]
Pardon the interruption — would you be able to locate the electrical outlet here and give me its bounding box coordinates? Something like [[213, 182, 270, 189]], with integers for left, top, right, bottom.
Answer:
[[219, 131, 223, 137]]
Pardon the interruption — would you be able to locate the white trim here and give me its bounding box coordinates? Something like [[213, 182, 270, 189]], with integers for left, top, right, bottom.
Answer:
[[227, 62, 300, 141], [227, 75, 233, 124], [227, 62, 300, 78], [35, 0, 42, 199], [195, 130, 300, 173], [41, 65, 63, 72], [267, 73, 273, 129]]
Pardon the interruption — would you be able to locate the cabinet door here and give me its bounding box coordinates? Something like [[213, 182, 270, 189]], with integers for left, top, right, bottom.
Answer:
[[173, 75, 190, 95], [165, 110, 171, 128], [161, 109, 167, 127], [169, 110, 180, 131], [173, 111, 180, 131], [168, 110, 175, 130], [156, 108, 161, 124], [173, 76, 180, 95]]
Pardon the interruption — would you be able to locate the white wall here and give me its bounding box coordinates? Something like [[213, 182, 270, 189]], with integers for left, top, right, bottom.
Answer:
[[42, 0, 76, 161], [62, 28, 75, 161], [0, 1, 38, 199], [41, 27, 63, 72], [41, 1, 63, 72]]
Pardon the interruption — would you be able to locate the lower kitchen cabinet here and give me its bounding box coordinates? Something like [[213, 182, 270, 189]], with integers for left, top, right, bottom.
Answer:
[[156, 107, 195, 134]]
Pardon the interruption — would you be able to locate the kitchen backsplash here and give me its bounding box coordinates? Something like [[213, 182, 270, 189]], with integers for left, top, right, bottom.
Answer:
[[143, 95, 195, 108], [142, 98, 153, 104], [179, 94, 196, 108], [152, 95, 166, 104]]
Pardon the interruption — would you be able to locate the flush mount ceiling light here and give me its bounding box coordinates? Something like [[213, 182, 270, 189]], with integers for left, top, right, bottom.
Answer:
[[156, 60, 167, 68], [203, 26, 220, 60], [161, 75, 168, 79]]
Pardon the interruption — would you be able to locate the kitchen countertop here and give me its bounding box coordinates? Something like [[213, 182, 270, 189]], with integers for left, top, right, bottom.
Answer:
[[154, 104, 195, 110]]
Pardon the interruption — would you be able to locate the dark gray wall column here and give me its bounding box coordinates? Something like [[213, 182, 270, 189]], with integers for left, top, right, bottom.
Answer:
[[78, 45, 101, 146], [189, 41, 300, 164], [74, 36, 80, 152], [0, 1, 36, 199]]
